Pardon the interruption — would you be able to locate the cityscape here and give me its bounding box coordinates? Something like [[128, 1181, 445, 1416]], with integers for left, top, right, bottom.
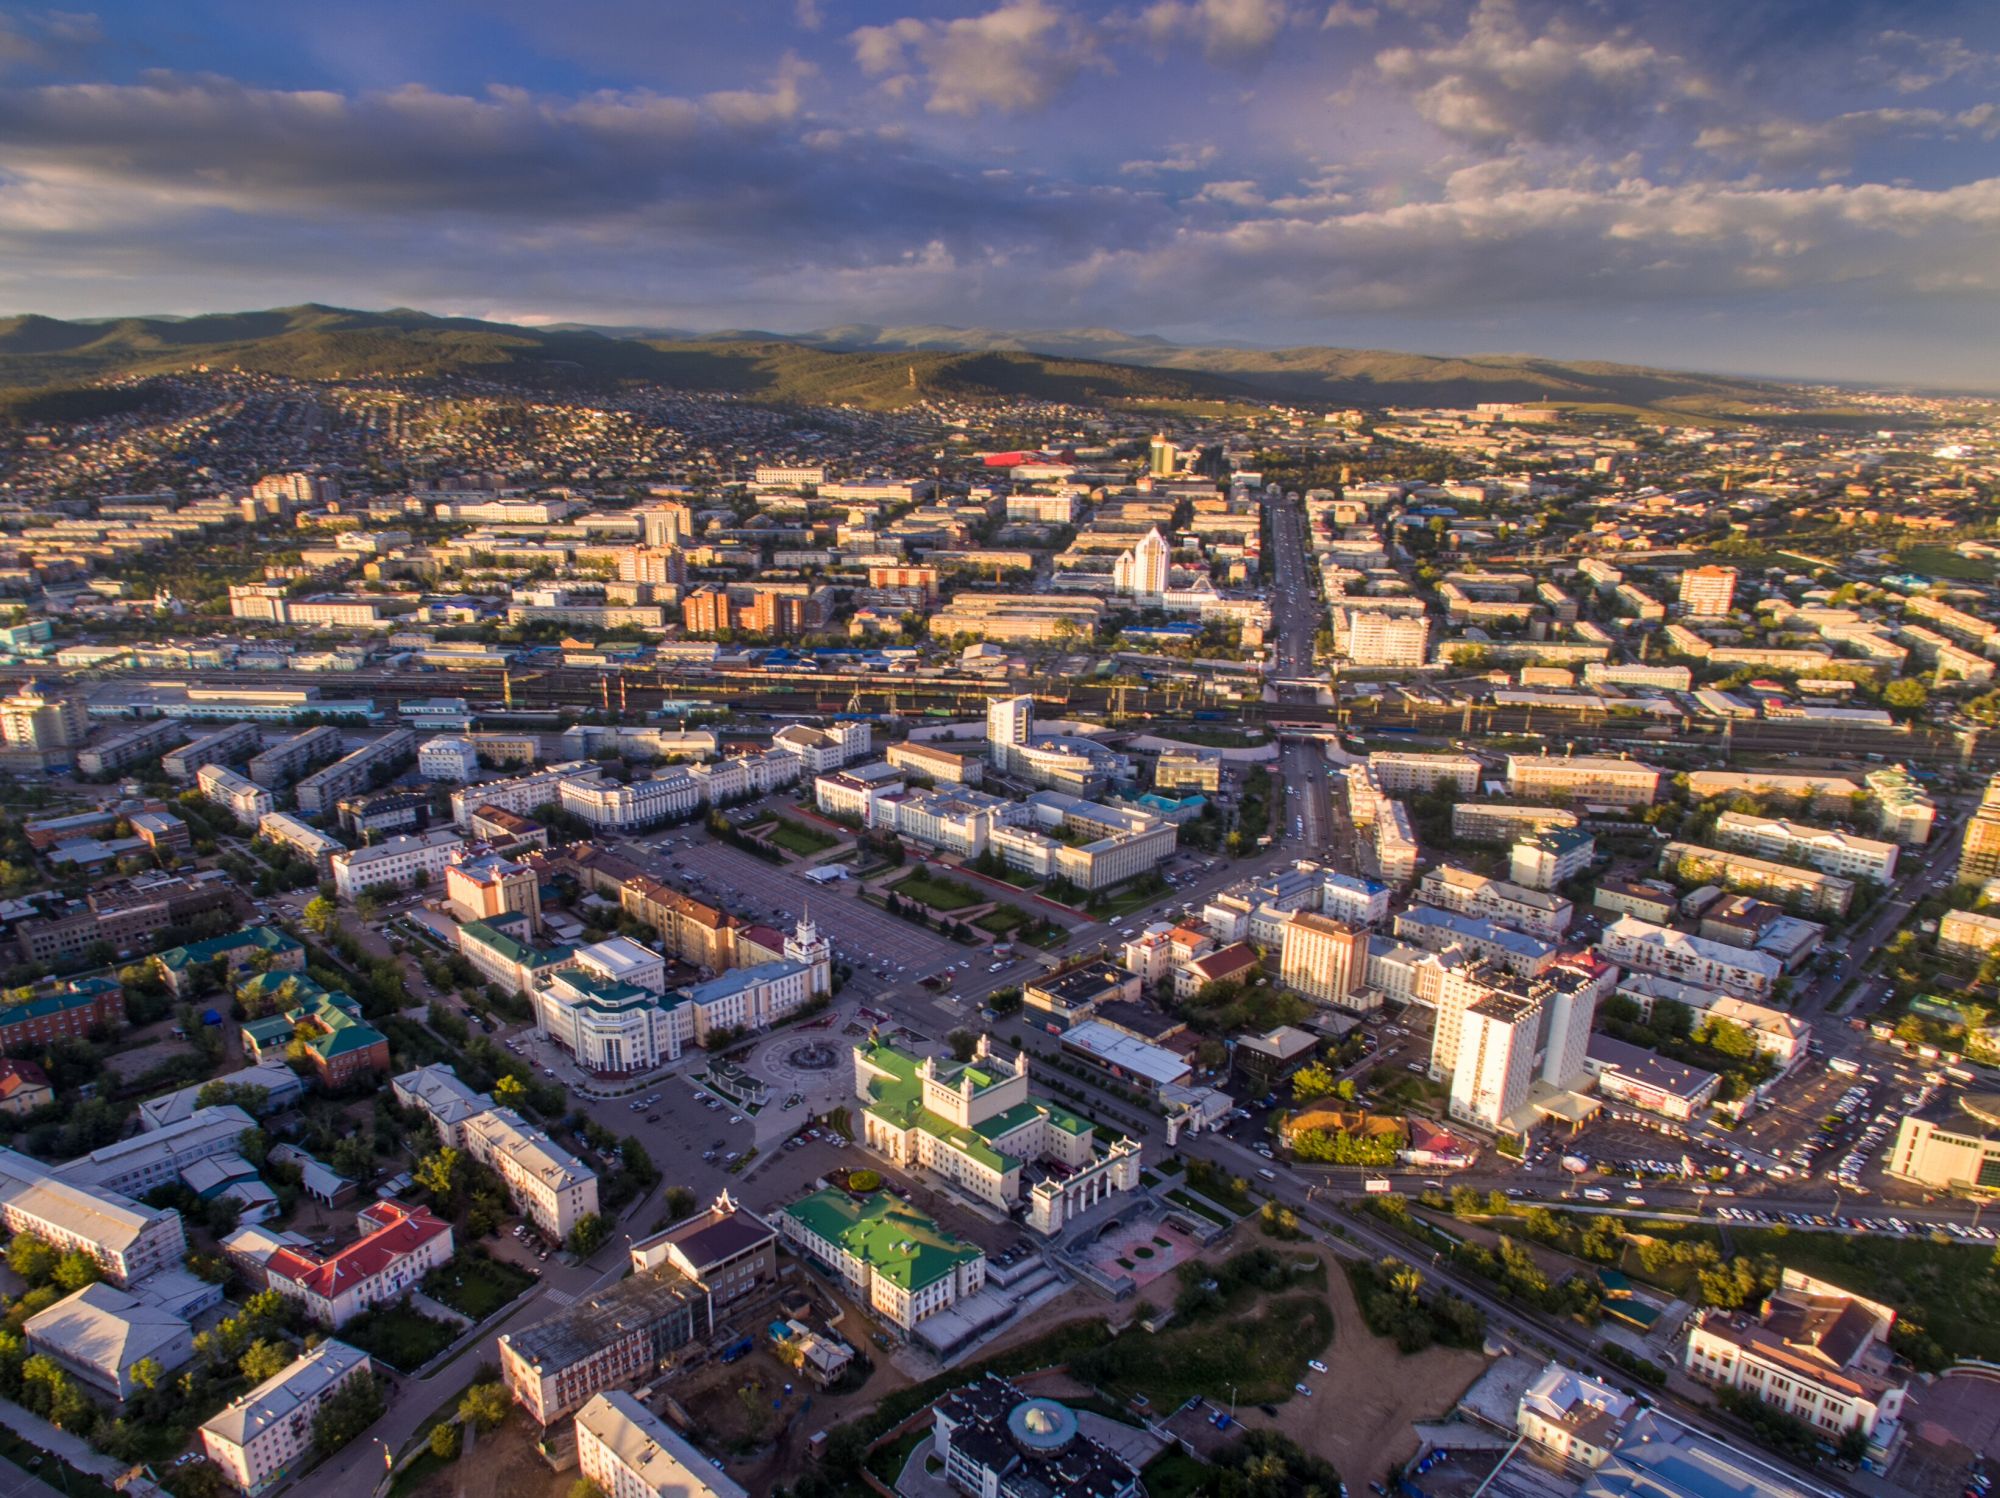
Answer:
[[0, 6, 1997, 1498]]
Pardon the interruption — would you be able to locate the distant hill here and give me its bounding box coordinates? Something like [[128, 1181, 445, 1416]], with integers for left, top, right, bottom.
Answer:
[[0, 303, 1793, 412], [0, 305, 1257, 411]]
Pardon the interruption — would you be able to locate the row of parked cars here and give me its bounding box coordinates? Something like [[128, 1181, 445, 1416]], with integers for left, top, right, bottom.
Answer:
[[1713, 1206, 1995, 1240]]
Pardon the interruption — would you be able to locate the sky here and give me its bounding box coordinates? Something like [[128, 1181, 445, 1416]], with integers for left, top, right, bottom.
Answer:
[[0, 0, 1997, 387]]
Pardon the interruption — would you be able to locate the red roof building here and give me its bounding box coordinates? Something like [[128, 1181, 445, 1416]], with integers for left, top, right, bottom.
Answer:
[[265, 1203, 455, 1328]]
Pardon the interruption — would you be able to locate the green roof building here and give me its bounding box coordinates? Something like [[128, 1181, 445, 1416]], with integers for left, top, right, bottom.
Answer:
[[778, 1187, 984, 1332]]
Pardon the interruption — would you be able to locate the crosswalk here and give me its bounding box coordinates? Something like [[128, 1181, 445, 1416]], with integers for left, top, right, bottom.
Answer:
[[543, 1288, 576, 1306]]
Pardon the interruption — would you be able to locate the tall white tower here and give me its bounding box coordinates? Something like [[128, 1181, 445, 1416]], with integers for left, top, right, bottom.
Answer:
[[785, 911, 832, 996], [1114, 528, 1171, 599]]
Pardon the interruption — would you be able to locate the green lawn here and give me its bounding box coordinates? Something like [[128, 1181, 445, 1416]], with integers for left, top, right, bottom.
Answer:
[[1093, 882, 1167, 919], [1896, 544, 1995, 581], [1143, 1449, 1217, 1498], [1647, 1222, 2000, 1366], [339, 1303, 459, 1371], [1165, 1189, 1235, 1227], [1075, 1274, 1332, 1407], [424, 1254, 534, 1320], [891, 872, 981, 911], [975, 905, 1030, 935], [767, 819, 838, 856]]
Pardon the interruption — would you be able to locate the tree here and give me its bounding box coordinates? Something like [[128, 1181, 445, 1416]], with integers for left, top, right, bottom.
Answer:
[[567, 1213, 609, 1256], [52, 1251, 101, 1293], [415, 1147, 464, 1203], [129, 1356, 163, 1394], [663, 1186, 698, 1223], [302, 896, 338, 937], [568, 1483, 605, 1498], [493, 1074, 528, 1107], [458, 1380, 510, 1432], [239, 1339, 292, 1384], [1884, 678, 1929, 712], [312, 1374, 386, 1452], [430, 1422, 463, 1461], [6, 1234, 57, 1287], [947, 1028, 978, 1062]]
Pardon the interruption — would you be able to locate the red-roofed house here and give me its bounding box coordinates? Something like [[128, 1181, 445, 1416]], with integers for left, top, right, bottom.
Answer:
[[264, 1203, 454, 1328], [1173, 941, 1259, 1002], [0, 1059, 51, 1116]]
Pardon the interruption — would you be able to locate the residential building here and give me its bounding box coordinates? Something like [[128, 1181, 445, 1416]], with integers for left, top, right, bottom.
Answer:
[[1598, 916, 1780, 1000], [462, 1106, 598, 1240], [1320, 871, 1391, 928], [1938, 908, 2000, 963], [445, 850, 542, 927], [1452, 802, 1580, 844], [0, 680, 88, 756], [1506, 754, 1661, 807], [162, 722, 264, 782], [886, 740, 985, 786], [294, 729, 418, 815], [417, 735, 481, 782], [1713, 812, 1899, 883], [1594, 878, 1681, 925], [264, 1203, 454, 1327], [1678, 565, 1738, 617], [1448, 991, 1542, 1131], [931, 1376, 1142, 1498], [255, 812, 344, 873], [1367, 752, 1481, 797], [23, 1281, 195, 1400], [1111, 528, 1170, 598], [197, 764, 275, 823], [393, 1065, 497, 1149], [854, 1037, 1140, 1235], [778, 1187, 986, 1332], [1684, 1270, 1908, 1454], [1663, 841, 1856, 917], [1960, 773, 2000, 883], [330, 828, 467, 900], [199, 1340, 374, 1495], [1419, 865, 1573, 939], [1339, 609, 1431, 667], [57, 1105, 256, 1197], [1508, 828, 1594, 892], [575, 1391, 746, 1498], [0, 1060, 52, 1116], [0, 979, 127, 1050], [1278, 911, 1369, 1008]]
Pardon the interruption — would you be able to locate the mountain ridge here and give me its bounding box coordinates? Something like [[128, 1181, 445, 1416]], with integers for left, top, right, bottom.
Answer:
[[0, 303, 1796, 412]]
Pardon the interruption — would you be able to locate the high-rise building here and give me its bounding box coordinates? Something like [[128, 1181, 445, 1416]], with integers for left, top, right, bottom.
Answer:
[[445, 852, 542, 930], [638, 502, 693, 548], [1278, 911, 1369, 1008], [1961, 772, 2000, 885], [1112, 528, 1171, 598], [1678, 565, 1738, 617], [1148, 435, 1177, 478], [618, 546, 686, 587], [1338, 609, 1431, 667], [986, 695, 1034, 753], [1450, 992, 1542, 1131], [682, 587, 733, 634], [0, 681, 87, 753]]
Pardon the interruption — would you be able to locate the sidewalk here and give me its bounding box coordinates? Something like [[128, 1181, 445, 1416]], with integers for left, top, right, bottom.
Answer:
[[0, 1404, 130, 1487]]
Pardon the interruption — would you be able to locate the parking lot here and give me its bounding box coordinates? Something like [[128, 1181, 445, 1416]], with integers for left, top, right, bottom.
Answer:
[[633, 829, 969, 985]]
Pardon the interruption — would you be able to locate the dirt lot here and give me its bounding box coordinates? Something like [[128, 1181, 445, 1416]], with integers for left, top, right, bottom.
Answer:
[[407, 1415, 562, 1498], [1237, 1243, 1487, 1485]]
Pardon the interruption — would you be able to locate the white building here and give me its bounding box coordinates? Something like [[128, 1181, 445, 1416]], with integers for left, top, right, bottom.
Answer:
[[1598, 915, 1780, 1001], [1713, 811, 1900, 884], [574, 936, 666, 994], [1367, 752, 1481, 797], [1517, 1362, 1634, 1469], [1449, 992, 1544, 1131], [200, 1340, 373, 1495], [330, 828, 467, 900], [197, 763, 275, 823], [1339, 609, 1431, 667], [0, 1148, 188, 1287], [1506, 753, 1661, 807], [1112, 528, 1171, 598], [1278, 911, 1369, 1008], [24, 1282, 195, 1400], [462, 1106, 599, 1240], [533, 969, 692, 1075], [263, 1203, 454, 1328], [559, 770, 701, 832], [255, 811, 345, 872], [575, 1391, 746, 1498], [1678, 565, 1738, 617], [1320, 871, 1392, 928], [417, 736, 481, 783]]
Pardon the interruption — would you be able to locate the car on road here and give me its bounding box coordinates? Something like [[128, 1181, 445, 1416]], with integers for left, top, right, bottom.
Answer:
[[1294, 1384, 1313, 1397], [1308, 1359, 1328, 1373], [729, 1114, 743, 1124]]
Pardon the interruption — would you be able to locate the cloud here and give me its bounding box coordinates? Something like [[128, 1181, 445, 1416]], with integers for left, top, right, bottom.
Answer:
[[0, 8, 99, 72], [1137, 0, 1292, 61], [1192, 178, 1267, 206], [1865, 29, 1992, 95], [794, 0, 824, 31], [1119, 143, 1219, 174], [850, 0, 1103, 115], [1374, 0, 1703, 150], [1321, 2, 1376, 29], [1697, 105, 2000, 172], [702, 53, 816, 129]]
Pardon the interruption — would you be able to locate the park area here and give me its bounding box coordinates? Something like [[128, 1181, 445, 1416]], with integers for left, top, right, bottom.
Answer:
[[763, 818, 839, 857], [888, 868, 981, 910], [424, 1253, 535, 1320], [338, 1302, 459, 1371]]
